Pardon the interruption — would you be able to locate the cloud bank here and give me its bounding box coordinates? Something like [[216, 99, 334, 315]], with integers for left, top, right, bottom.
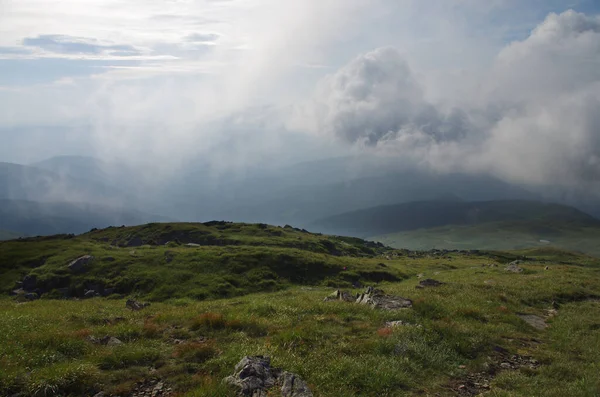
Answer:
[[296, 10, 600, 188]]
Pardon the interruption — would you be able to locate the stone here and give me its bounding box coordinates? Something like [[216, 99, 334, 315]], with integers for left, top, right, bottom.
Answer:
[[126, 299, 150, 311], [323, 290, 355, 303], [505, 261, 524, 273], [102, 288, 114, 296], [518, 314, 547, 330], [419, 279, 444, 288], [84, 290, 97, 299], [356, 286, 412, 310], [280, 372, 313, 397], [186, 243, 201, 247], [224, 356, 312, 397], [68, 255, 94, 274]]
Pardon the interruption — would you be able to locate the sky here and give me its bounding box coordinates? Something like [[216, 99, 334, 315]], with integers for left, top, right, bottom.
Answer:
[[1, 0, 600, 189]]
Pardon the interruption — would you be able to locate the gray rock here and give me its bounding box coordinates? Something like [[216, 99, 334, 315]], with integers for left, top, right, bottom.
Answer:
[[280, 372, 313, 397], [126, 299, 150, 311], [224, 356, 313, 397], [105, 337, 123, 346], [186, 243, 201, 247], [84, 290, 97, 299], [356, 286, 412, 310], [10, 288, 25, 296], [518, 314, 547, 330], [102, 288, 114, 296], [323, 290, 354, 302], [68, 255, 94, 274], [505, 261, 524, 273]]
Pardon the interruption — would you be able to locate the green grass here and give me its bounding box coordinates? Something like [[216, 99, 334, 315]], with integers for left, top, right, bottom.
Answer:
[[374, 220, 600, 257], [1, 222, 600, 396]]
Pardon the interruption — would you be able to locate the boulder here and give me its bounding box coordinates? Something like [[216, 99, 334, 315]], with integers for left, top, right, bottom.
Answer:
[[356, 286, 412, 310], [505, 261, 524, 273], [323, 290, 355, 302], [224, 356, 313, 397], [68, 255, 94, 274], [84, 290, 97, 299]]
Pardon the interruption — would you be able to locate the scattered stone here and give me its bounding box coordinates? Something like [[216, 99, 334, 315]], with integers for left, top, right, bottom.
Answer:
[[356, 286, 413, 310], [129, 379, 172, 397], [418, 279, 444, 288], [518, 314, 548, 330], [126, 299, 150, 311], [505, 261, 524, 273], [323, 290, 354, 302], [224, 356, 313, 397], [68, 255, 94, 274], [384, 320, 421, 328]]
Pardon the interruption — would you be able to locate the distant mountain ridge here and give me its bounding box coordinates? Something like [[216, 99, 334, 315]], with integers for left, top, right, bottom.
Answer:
[[309, 200, 600, 238]]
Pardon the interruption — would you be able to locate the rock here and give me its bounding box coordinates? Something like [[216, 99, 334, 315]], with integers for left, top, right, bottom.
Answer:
[[323, 290, 354, 302], [186, 243, 201, 247], [10, 288, 25, 296], [280, 372, 313, 397], [419, 279, 444, 288], [102, 288, 114, 296], [68, 255, 94, 274], [545, 266, 550, 270], [22, 275, 37, 291], [105, 337, 123, 346], [92, 392, 106, 397], [385, 320, 406, 328], [505, 261, 523, 273], [84, 290, 97, 299], [500, 362, 512, 369], [126, 299, 150, 311], [24, 292, 39, 300], [356, 286, 412, 310], [224, 356, 313, 397], [416, 273, 424, 279], [518, 314, 547, 330]]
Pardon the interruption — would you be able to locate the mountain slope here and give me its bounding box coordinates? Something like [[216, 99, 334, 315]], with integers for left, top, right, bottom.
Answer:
[[0, 229, 22, 241], [0, 199, 166, 236], [309, 200, 600, 237]]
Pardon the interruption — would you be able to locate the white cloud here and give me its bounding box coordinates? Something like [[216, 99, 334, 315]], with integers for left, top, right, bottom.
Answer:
[[297, 10, 600, 188]]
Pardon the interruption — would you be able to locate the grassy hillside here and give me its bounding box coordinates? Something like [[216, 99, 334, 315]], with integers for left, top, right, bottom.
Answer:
[[0, 222, 394, 302], [310, 200, 600, 238], [1, 227, 599, 396], [374, 220, 600, 257]]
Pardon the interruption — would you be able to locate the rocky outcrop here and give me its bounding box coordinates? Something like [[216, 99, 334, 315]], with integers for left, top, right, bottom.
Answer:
[[505, 261, 524, 273], [68, 255, 94, 274], [323, 290, 355, 302], [224, 356, 313, 397], [355, 286, 413, 310], [126, 299, 150, 311]]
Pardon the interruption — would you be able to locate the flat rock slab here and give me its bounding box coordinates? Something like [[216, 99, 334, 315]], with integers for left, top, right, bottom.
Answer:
[[356, 287, 413, 310], [518, 314, 547, 330], [224, 356, 313, 397]]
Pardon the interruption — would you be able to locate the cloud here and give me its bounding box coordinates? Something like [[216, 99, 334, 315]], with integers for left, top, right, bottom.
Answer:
[[185, 33, 221, 43], [22, 34, 143, 56], [296, 10, 600, 188]]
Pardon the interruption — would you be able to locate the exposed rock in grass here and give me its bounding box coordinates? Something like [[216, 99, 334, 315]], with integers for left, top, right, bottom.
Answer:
[[323, 290, 355, 302], [130, 379, 172, 397], [505, 261, 524, 273], [224, 356, 313, 397], [24, 292, 39, 300], [126, 299, 150, 311], [417, 279, 444, 288], [518, 314, 548, 330], [22, 274, 37, 291], [68, 255, 94, 274], [356, 286, 413, 310]]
